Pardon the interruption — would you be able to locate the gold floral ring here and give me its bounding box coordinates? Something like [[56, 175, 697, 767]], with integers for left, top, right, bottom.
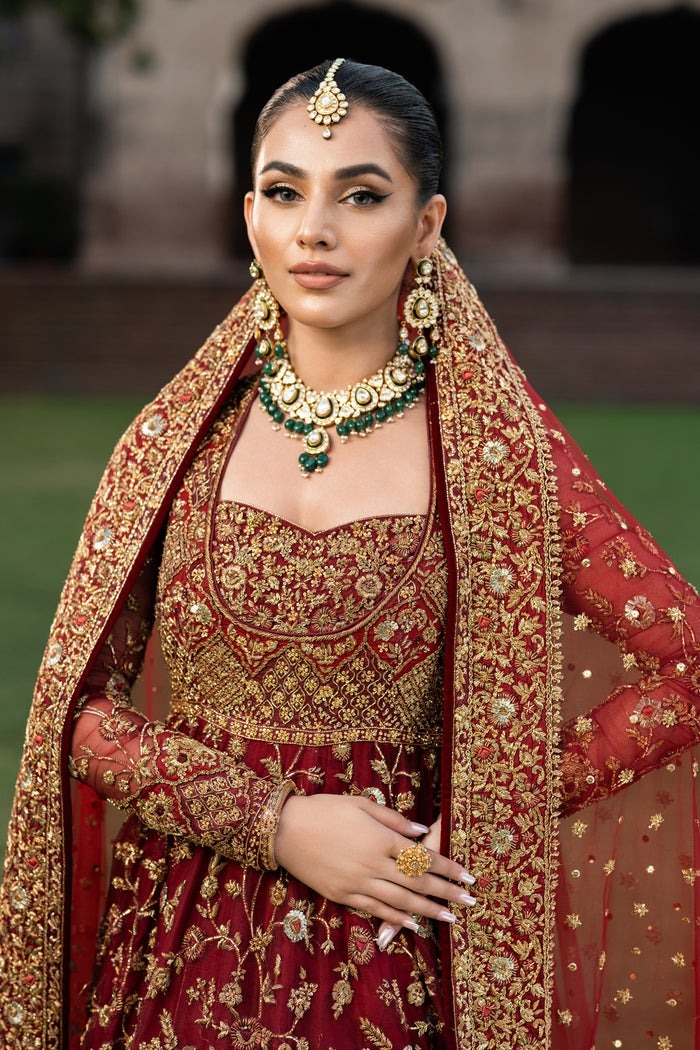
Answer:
[[395, 843, 432, 879]]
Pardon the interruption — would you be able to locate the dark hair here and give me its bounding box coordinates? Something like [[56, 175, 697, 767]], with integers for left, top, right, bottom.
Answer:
[[251, 59, 442, 205]]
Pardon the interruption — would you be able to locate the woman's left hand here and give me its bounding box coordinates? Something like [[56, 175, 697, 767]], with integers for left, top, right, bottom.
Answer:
[[375, 815, 475, 948]]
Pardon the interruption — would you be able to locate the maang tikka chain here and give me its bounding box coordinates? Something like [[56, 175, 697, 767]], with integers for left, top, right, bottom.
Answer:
[[250, 256, 440, 478], [308, 58, 348, 139]]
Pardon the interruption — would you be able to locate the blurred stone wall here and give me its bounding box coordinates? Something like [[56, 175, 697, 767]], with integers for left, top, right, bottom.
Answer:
[[74, 0, 698, 273]]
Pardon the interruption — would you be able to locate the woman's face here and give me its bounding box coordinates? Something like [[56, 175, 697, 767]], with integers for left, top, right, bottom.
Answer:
[[245, 104, 445, 336]]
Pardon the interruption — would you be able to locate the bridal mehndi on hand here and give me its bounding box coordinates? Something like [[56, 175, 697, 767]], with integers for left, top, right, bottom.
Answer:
[[0, 57, 698, 1050]]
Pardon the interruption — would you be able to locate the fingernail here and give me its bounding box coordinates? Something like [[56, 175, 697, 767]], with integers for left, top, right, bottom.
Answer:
[[376, 927, 396, 950], [410, 822, 430, 835], [457, 891, 477, 906], [437, 909, 456, 924], [459, 871, 476, 886], [404, 919, 421, 933]]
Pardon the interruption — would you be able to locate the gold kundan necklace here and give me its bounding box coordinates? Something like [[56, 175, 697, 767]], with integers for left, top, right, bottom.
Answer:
[[255, 333, 435, 477]]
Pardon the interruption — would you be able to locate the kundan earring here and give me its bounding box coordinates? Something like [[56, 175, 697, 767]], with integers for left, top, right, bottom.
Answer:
[[402, 256, 440, 366], [249, 259, 282, 354]]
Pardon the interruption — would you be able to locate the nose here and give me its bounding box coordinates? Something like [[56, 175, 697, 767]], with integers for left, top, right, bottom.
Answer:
[[295, 200, 336, 251]]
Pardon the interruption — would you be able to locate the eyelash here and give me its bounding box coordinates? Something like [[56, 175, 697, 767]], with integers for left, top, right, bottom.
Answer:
[[260, 185, 388, 207]]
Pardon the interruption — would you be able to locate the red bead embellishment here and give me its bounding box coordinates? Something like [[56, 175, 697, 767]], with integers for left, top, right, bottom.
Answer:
[[23, 974, 35, 985], [27, 857, 39, 869], [74, 614, 87, 626], [33, 734, 43, 745], [461, 367, 474, 381], [178, 391, 194, 403], [477, 746, 493, 760], [478, 616, 491, 630]]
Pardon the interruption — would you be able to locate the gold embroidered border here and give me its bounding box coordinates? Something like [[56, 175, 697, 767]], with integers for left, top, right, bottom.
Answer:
[[0, 299, 255, 1047], [433, 242, 564, 1047]]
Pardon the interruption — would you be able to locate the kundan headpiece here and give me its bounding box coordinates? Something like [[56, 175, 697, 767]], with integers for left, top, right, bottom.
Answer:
[[307, 57, 348, 138]]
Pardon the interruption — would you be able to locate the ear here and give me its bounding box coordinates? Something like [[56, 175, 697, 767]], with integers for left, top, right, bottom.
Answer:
[[413, 194, 447, 260], [243, 190, 259, 258]]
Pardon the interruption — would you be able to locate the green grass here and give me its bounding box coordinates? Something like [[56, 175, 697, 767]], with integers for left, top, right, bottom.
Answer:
[[0, 397, 698, 843]]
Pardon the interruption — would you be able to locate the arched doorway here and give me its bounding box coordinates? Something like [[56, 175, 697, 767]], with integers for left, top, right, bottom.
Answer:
[[229, 1, 449, 257], [566, 4, 700, 265]]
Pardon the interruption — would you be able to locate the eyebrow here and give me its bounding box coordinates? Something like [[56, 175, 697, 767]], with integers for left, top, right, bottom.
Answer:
[[258, 160, 393, 183]]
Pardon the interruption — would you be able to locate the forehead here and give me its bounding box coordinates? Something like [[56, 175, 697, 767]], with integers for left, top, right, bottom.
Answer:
[[255, 103, 409, 180]]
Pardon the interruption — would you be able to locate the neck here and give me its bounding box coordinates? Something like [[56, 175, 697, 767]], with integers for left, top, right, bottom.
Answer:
[[286, 313, 399, 391]]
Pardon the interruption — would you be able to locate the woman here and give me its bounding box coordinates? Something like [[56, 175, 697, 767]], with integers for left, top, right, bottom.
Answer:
[[0, 59, 698, 1050]]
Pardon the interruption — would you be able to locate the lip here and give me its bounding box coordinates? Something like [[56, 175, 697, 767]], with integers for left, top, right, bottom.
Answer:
[[289, 261, 348, 290], [290, 262, 347, 275]]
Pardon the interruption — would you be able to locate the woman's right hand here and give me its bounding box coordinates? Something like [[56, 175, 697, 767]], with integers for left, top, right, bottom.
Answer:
[[274, 794, 476, 935]]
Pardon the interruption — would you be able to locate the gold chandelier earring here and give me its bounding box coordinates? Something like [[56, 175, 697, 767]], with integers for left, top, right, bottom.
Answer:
[[400, 256, 440, 370], [249, 259, 282, 354]]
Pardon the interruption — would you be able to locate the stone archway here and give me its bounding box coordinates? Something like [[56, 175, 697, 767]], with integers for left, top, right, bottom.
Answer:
[[228, 0, 449, 257], [566, 4, 700, 265]]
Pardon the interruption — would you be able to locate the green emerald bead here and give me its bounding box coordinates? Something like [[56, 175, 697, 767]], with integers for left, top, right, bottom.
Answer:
[[306, 457, 318, 472], [428, 345, 439, 359], [364, 413, 373, 427], [385, 402, 395, 416], [337, 423, 347, 437], [346, 419, 356, 432], [274, 343, 286, 357], [414, 360, 425, 374], [262, 361, 274, 376], [267, 404, 277, 416], [394, 399, 405, 412], [398, 342, 410, 355], [316, 452, 329, 468], [303, 423, 313, 435], [376, 408, 387, 422], [289, 420, 301, 434], [273, 409, 284, 424], [284, 419, 295, 431], [298, 453, 308, 466]]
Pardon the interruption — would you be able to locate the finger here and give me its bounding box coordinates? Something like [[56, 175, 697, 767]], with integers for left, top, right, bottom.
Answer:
[[343, 894, 413, 929], [420, 818, 441, 852], [392, 841, 476, 887], [370, 879, 458, 924], [376, 921, 401, 950], [405, 869, 476, 911], [359, 799, 429, 837]]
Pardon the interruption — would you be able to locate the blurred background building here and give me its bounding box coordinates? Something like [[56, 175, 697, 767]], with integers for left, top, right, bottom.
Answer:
[[1, 0, 700, 398]]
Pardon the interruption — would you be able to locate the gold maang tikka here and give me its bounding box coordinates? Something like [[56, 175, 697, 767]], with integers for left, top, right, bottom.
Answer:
[[307, 58, 348, 139]]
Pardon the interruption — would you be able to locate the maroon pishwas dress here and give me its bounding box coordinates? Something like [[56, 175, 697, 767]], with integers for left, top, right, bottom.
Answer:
[[73, 387, 450, 1049]]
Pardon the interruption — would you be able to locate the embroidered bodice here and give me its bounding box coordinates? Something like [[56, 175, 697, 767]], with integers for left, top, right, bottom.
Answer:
[[69, 389, 448, 870], [157, 401, 446, 749]]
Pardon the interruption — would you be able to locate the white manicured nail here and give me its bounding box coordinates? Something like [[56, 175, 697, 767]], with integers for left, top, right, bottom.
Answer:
[[410, 822, 430, 834], [437, 909, 456, 923], [404, 919, 420, 933], [376, 926, 397, 950], [457, 892, 477, 906], [459, 871, 476, 885]]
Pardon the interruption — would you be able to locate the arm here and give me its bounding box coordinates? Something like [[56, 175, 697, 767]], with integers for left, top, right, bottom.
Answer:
[[551, 428, 700, 815], [69, 549, 293, 870]]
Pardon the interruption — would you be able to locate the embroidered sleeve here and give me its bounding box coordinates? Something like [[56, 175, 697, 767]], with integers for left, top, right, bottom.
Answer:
[[69, 553, 293, 870], [551, 430, 700, 815]]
